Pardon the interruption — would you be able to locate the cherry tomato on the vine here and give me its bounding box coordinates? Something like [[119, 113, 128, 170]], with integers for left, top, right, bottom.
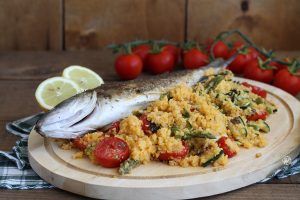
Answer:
[[243, 59, 274, 83], [94, 137, 129, 168], [183, 48, 209, 69], [162, 44, 180, 63], [158, 142, 189, 161], [212, 41, 229, 59], [146, 50, 175, 74], [115, 54, 143, 80], [273, 68, 300, 96], [227, 49, 252, 74], [132, 44, 151, 63]]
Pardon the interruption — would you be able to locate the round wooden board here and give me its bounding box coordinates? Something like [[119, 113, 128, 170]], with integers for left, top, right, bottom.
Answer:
[[28, 78, 300, 200]]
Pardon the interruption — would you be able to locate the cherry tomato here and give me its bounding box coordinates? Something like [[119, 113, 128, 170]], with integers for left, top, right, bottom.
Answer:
[[269, 61, 287, 73], [107, 121, 120, 134], [243, 59, 274, 83], [205, 37, 214, 53], [183, 48, 209, 69], [242, 82, 267, 98], [212, 41, 229, 59], [158, 142, 189, 161], [233, 41, 244, 49], [273, 68, 300, 96], [94, 137, 129, 168], [132, 44, 150, 63], [72, 138, 86, 151], [247, 47, 260, 60], [217, 136, 237, 158], [227, 50, 252, 74], [162, 44, 180, 63], [247, 111, 268, 121], [115, 54, 143, 80], [146, 51, 175, 74]]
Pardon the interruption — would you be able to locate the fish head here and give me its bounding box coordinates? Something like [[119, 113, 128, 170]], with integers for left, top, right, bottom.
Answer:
[[35, 90, 98, 139]]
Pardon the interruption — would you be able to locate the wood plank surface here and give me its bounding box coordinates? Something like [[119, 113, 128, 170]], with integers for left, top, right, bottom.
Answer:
[[0, 0, 62, 50], [0, 184, 300, 200], [64, 0, 185, 50], [187, 0, 300, 50]]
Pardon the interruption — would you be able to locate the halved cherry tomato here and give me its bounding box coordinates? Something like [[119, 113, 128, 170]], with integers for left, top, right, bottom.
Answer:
[[158, 142, 189, 161], [217, 136, 237, 158], [94, 137, 129, 168], [132, 44, 151, 63], [183, 48, 209, 69], [212, 41, 229, 59], [115, 54, 143, 80], [146, 51, 175, 74], [247, 111, 268, 121], [72, 138, 86, 151], [242, 82, 267, 98], [243, 59, 274, 84]]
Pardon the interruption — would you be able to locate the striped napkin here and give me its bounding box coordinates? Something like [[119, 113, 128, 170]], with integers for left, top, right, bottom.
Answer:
[[0, 113, 299, 189], [0, 113, 53, 189]]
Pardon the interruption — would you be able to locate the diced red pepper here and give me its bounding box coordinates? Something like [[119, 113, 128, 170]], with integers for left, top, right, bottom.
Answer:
[[247, 111, 268, 121], [107, 121, 120, 134], [217, 136, 237, 158], [242, 82, 267, 98], [139, 114, 152, 135], [158, 142, 189, 161], [72, 138, 86, 151]]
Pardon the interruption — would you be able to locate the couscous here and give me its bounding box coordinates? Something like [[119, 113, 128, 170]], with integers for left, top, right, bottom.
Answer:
[[59, 69, 277, 174]]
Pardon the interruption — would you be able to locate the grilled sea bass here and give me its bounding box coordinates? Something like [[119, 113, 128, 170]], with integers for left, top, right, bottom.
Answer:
[[35, 59, 231, 139]]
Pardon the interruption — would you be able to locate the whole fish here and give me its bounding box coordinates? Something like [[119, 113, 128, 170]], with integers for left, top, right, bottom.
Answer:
[[35, 58, 232, 139]]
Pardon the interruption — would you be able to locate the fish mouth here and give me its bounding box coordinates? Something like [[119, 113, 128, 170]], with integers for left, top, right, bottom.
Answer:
[[35, 90, 98, 138]]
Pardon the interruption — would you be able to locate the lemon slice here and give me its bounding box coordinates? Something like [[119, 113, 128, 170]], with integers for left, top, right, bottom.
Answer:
[[62, 65, 104, 91], [35, 77, 81, 110]]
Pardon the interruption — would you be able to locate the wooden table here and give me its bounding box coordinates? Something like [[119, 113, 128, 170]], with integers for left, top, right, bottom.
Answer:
[[0, 50, 299, 200]]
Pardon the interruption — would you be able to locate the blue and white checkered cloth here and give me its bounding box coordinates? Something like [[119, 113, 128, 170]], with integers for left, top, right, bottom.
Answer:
[[0, 113, 53, 189], [0, 113, 299, 189]]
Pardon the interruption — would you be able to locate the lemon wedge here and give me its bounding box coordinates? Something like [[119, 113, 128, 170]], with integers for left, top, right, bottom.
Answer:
[[62, 65, 104, 91], [35, 77, 81, 110]]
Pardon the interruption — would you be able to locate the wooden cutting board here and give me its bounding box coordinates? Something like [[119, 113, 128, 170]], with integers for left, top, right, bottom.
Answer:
[[28, 78, 300, 200]]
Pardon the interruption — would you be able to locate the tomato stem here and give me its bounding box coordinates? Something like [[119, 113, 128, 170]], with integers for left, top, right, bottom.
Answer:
[[288, 60, 300, 76]]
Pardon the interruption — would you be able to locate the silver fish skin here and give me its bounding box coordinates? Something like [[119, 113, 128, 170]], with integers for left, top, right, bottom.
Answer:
[[35, 58, 231, 139]]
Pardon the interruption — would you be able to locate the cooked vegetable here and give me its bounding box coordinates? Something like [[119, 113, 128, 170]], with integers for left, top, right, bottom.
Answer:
[[158, 142, 189, 161], [94, 137, 130, 168], [119, 159, 140, 175], [182, 131, 216, 140], [217, 137, 237, 158], [205, 75, 224, 93], [202, 150, 224, 167]]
